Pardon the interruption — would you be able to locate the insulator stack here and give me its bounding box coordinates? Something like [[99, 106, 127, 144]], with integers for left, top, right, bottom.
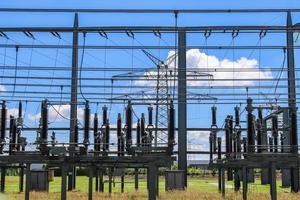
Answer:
[[102, 105, 108, 125], [136, 120, 141, 147], [148, 106, 153, 126], [242, 137, 247, 153], [117, 113, 123, 156], [51, 131, 56, 147], [93, 113, 98, 153], [234, 106, 242, 158], [18, 101, 22, 119], [83, 101, 90, 149], [211, 106, 217, 127], [0, 101, 6, 154], [16, 101, 22, 151], [272, 115, 278, 152], [9, 116, 16, 155], [217, 137, 222, 160], [269, 137, 274, 152], [211, 106, 217, 153], [168, 101, 175, 151], [209, 134, 213, 162], [140, 113, 146, 146], [105, 120, 110, 152], [246, 98, 255, 153], [228, 115, 233, 155], [41, 100, 48, 155], [225, 117, 230, 155], [234, 106, 240, 126], [257, 108, 263, 153], [126, 102, 132, 150], [74, 120, 78, 147]]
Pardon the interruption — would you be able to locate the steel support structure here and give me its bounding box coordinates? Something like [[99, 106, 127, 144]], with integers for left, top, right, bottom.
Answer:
[[178, 30, 187, 187], [287, 12, 299, 193], [68, 13, 79, 191]]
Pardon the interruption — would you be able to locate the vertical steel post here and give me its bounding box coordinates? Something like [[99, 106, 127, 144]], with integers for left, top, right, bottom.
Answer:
[[242, 166, 248, 200], [108, 168, 112, 195], [287, 11, 299, 193], [88, 167, 93, 200], [221, 168, 225, 197], [270, 162, 277, 200], [178, 30, 187, 187], [25, 163, 30, 200], [69, 13, 79, 190], [134, 168, 138, 191], [61, 165, 67, 200], [148, 165, 158, 200], [0, 167, 5, 192], [121, 175, 125, 193]]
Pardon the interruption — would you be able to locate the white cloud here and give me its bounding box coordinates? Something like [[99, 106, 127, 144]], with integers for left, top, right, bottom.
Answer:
[[7, 108, 19, 117], [135, 49, 272, 87], [0, 85, 5, 92], [28, 105, 84, 123]]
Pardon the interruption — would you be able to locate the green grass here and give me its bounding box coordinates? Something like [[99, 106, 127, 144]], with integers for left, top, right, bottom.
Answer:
[[1, 175, 293, 194], [3, 176, 300, 200]]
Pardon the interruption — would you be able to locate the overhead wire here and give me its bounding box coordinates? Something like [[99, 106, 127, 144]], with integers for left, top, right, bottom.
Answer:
[[79, 32, 88, 101], [12, 46, 19, 97], [24, 38, 35, 97], [273, 48, 287, 96]]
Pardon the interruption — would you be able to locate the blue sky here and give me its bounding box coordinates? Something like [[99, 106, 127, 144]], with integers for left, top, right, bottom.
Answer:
[[0, 0, 299, 158]]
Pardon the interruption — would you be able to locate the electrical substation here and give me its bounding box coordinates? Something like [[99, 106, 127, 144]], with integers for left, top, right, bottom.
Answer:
[[0, 8, 299, 200]]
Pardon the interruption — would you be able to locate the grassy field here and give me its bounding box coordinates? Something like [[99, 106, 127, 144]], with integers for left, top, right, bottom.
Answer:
[[2, 176, 300, 199]]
